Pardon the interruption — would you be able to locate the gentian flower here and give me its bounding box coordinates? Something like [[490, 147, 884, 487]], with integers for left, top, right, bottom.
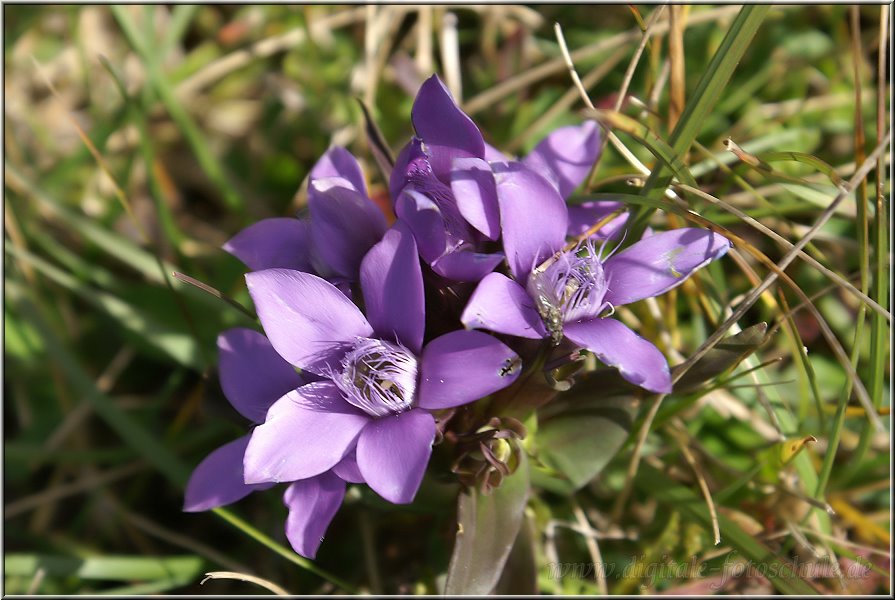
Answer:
[[242, 224, 522, 511], [390, 76, 624, 282], [518, 121, 630, 241], [481, 107, 629, 242], [460, 164, 731, 394], [183, 329, 358, 558], [389, 76, 505, 282], [224, 146, 387, 290]]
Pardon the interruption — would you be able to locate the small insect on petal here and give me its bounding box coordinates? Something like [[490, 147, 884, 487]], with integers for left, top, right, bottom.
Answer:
[[499, 356, 522, 377]]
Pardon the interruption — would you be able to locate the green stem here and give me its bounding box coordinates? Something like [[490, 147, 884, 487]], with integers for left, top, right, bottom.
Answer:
[[212, 508, 357, 593]]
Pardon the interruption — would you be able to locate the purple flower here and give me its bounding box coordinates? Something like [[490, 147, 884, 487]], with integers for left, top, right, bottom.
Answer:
[[224, 147, 387, 289], [478, 105, 629, 241], [389, 76, 505, 282], [391, 75, 629, 284], [183, 329, 361, 558], [242, 223, 522, 509], [460, 165, 731, 393]]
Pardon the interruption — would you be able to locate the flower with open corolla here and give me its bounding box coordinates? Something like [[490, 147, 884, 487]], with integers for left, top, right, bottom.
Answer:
[[240, 224, 522, 548], [224, 146, 387, 291], [460, 162, 731, 394], [182, 328, 360, 559]]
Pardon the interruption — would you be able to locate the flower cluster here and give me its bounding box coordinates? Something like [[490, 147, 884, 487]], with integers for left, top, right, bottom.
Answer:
[[183, 75, 730, 559]]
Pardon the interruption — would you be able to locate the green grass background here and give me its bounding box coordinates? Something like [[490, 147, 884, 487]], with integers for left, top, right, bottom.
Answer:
[[4, 4, 890, 594]]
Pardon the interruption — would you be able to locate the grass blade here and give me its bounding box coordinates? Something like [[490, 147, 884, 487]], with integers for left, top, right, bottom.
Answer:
[[7, 245, 203, 370], [636, 463, 819, 595], [111, 5, 244, 213], [4, 553, 203, 582], [629, 5, 772, 237]]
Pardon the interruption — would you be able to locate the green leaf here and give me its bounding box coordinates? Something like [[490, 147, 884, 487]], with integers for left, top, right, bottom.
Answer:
[[672, 322, 769, 393], [493, 514, 538, 595], [4, 553, 203, 582], [443, 454, 530, 595], [537, 394, 635, 490]]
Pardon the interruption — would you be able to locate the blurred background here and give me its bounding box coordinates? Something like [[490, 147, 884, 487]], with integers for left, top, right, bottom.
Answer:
[[3, 4, 890, 594]]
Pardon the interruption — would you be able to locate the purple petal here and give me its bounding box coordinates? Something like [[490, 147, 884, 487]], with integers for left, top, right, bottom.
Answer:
[[394, 189, 447, 263], [356, 409, 435, 504], [283, 472, 346, 559], [566, 201, 629, 240], [411, 75, 485, 180], [564, 318, 671, 394], [218, 328, 304, 423], [309, 146, 367, 195], [418, 330, 522, 409], [309, 177, 388, 280], [523, 121, 601, 199], [246, 269, 372, 375], [361, 223, 425, 353], [431, 250, 504, 283], [390, 138, 422, 202], [243, 382, 370, 484], [494, 162, 568, 281], [484, 142, 510, 163], [460, 272, 547, 339], [184, 436, 273, 512], [450, 157, 500, 240], [223, 218, 314, 273], [603, 229, 731, 307], [332, 448, 364, 484]]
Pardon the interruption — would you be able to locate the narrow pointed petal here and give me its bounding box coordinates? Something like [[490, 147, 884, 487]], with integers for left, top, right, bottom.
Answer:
[[184, 436, 273, 512], [411, 75, 485, 179], [218, 328, 304, 423], [283, 472, 346, 559], [223, 218, 314, 273], [356, 409, 435, 504], [332, 449, 364, 483], [450, 157, 500, 240], [361, 223, 425, 353], [309, 146, 367, 195], [431, 250, 504, 283], [494, 162, 568, 282], [564, 318, 671, 394], [566, 200, 629, 240], [603, 229, 731, 306], [246, 269, 372, 375], [523, 121, 601, 199], [309, 177, 388, 280], [461, 272, 547, 339], [418, 330, 522, 409], [394, 189, 447, 263], [243, 382, 370, 484]]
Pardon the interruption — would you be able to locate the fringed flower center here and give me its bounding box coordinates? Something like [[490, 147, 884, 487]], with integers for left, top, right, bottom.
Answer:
[[527, 239, 613, 344], [335, 338, 419, 417]]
